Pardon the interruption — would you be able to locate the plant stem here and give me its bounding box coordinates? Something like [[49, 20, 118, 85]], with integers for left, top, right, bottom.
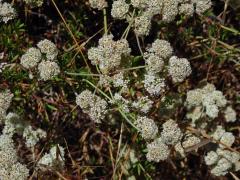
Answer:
[[83, 79, 112, 101], [103, 8, 108, 34], [65, 72, 100, 77]]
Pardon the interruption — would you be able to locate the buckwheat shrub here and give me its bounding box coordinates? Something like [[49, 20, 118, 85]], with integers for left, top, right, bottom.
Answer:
[[0, 90, 14, 122], [144, 73, 166, 96], [0, 0, 16, 23], [76, 90, 108, 123], [89, 0, 108, 10], [38, 145, 65, 170], [111, 0, 129, 19], [23, 0, 44, 7], [135, 116, 158, 140], [224, 106, 237, 122], [0, 134, 29, 180], [37, 60, 60, 81], [37, 39, 58, 60], [87, 34, 131, 74], [132, 96, 153, 114], [160, 119, 182, 145], [168, 56, 192, 83], [20, 48, 42, 69], [146, 137, 170, 162]]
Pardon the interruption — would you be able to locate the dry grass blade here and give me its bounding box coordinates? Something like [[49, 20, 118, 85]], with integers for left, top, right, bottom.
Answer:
[[230, 172, 240, 180], [187, 126, 240, 154], [50, 0, 90, 70], [184, 138, 212, 153]]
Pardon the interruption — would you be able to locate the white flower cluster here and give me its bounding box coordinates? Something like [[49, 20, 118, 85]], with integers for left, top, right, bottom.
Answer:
[[23, 125, 47, 148], [146, 137, 170, 162], [146, 119, 183, 162], [133, 12, 152, 36], [132, 96, 153, 114], [110, 0, 212, 36], [224, 106, 237, 122], [0, 90, 13, 122], [38, 145, 65, 170], [144, 39, 172, 74], [179, 0, 212, 16], [160, 119, 183, 145], [2, 112, 24, 136], [186, 83, 229, 125], [3, 112, 46, 149], [37, 39, 58, 60], [143, 39, 191, 96], [211, 125, 235, 148], [88, 34, 131, 74], [0, 89, 49, 179], [168, 56, 192, 83], [144, 74, 166, 96], [204, 127, 239, 176], [135, 116, 158, 140], [112, 72, 129, 89], [1, 92, 46, 150], [23, 0, 44, 7], [76, 90, 108, 123], [111, 0, 129, 19], [0, 134, 29, 180], [111, 93, 131, 113], [147, 39, 173, 60], [0, 0, 16, 23], [89, 0, 108, 10], [37, 60, 60, 81], [98, 72, 129, 93], [0, 62, 7, 73], [20, 48, 42, 69], [20, 39, 60, 80], [174, 133, 201, 157]]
